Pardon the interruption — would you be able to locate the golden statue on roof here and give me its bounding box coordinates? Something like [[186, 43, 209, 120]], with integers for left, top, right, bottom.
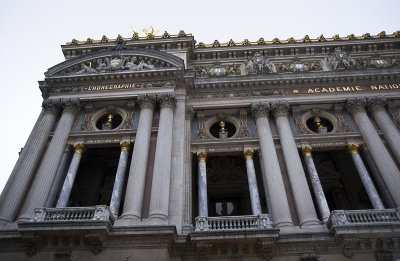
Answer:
[[131, 26, 159, 38]]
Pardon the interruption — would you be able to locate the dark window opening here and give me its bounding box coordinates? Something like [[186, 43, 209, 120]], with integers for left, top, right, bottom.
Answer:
[[209, 121, 236, 138], [96, 113, 123, 130]]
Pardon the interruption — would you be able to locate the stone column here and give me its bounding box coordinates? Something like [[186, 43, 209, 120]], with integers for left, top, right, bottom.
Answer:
[[301, 146, 331, 222], [197, 152, 208, 217], [347, 144, 384, 209], [56, 143, 85, 208], [368, 96, 400, 164], [121, 94, 156, 220], [109, 141, 131, 217], [0, 100, 59, 222], [243, 149, 262, 215], [149, 93, 176, 220], [251, 103, 293, 228], [18, 99, 80, 221], [257, 151, 272, 214], [45, 145, 72, 207], [347, 98, 400, 206], [183, 106, 194, 230], [272, 102, 319, 227]]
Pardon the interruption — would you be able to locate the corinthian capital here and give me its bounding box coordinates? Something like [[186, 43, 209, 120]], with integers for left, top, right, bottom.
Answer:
[[367, 96, 387, 113], [42, 99, 60, 114], [251, 102, 270, 119], [157, 93, 176, 109], [271, 101, 290, 118], [346, 98, 367, 113], [137, 94, 156, 109], [62, 98, 80, 114]]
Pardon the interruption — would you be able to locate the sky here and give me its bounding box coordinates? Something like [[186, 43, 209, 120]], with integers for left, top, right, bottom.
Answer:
[[0, 0, 399, 194]]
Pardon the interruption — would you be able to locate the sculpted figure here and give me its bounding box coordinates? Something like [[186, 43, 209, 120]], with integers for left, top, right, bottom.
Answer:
[[124, 57, 139, 70], [77, 63, 97, 74], [326, 47, 356, 70], [246, 52, 276, 74], [96, 58, 107, 72]]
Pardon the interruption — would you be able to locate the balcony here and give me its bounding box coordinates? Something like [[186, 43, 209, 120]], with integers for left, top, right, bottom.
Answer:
[[327, 208, 400, 236]]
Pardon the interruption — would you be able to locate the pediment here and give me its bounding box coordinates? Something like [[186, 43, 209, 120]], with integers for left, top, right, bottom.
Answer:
[[45, 48, 185, 78]]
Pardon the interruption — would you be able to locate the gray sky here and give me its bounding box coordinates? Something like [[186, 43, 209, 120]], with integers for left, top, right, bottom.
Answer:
[[0, 0, 399, 194]]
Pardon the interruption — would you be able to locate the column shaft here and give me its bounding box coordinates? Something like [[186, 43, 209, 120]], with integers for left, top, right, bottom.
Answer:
[[56, 143, 85, 208], [258, 152, 272, 215], [347, 144, 384, 209], [45, 146, 72, 207], [197, 152, 208, 217], [251, 103, 293, 227], [149, 94, 176, 220], [183, 106, 194, 229], [348, 98, 400, 206], [18, 99, 79, 220], [109, 141, 130, 216], [0, 101, 59, 222], [368, 97, 400, 164], [302, 146, 331, 222], [272, 102, 319, 227], [244, 149, 262, 215], [122, 94, 156, 220]]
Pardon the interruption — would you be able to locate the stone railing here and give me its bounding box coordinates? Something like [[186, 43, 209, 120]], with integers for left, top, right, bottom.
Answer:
[[195, 214, 272, 231], [30, 205, 114, 224], [327, 208, 400, 228]]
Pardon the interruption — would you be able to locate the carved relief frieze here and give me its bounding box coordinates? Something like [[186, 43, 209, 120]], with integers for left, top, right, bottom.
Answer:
[[194, 62, 241, 78], [356, 54, 400, 69], [246, 52, 277, 74], [56, 55, 174, 76], [188, 89, 283, 100], [322, 47, 356, 71], [277, 58, 322, 73]]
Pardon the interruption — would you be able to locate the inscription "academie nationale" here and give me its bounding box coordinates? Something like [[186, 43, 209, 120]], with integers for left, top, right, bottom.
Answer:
[[287, 83, 400, 95]]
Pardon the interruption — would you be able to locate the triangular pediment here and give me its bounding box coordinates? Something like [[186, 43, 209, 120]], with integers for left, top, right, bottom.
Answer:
[[45, 48, 185, 78]]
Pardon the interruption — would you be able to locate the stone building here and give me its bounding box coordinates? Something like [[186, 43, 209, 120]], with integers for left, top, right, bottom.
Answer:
[[0, 29, 400, 261]]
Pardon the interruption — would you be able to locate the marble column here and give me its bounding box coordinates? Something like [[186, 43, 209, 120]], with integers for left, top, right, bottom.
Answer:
[[257, 152, 272, 215], [0, 100, 60, 222], [149, 93, 176, 220], [272, 101, 319, 227], [243, 149, 262, 215], [56, 143, 85, 208], [368, 96, 400, 164], [109, 141, 131, 216], [251, 102, 293, 228], [45, 145, 72, 207], [18, 99, 80, 221], [121, 94, 156, 220], [197, 152, 208, 217], [301, 146, 331, 222], [347, 144, 384, 209], [347, 98, 400, 206]]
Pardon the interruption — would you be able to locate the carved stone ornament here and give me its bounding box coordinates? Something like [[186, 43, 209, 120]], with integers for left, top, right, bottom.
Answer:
[[157, 92, 176, 109], [195, 63, 241, 78], [271, 101, 290, 117], [137, 94, 156, 109], [278, 58, 322, 73], [367, 96, 387, 113], [42, 99, 60, 115], [61, 98, 80, 114], [185, 105, 194, 120], [323, 47, 356, 70], [120, 101, 135, 130], [246, 52, 277, 74], [251, 102, 270, 119], [239, 108, 249, 137], [300, 253, 325, 261], [58, 54, 173, 76], [346, 97, 367, 113]]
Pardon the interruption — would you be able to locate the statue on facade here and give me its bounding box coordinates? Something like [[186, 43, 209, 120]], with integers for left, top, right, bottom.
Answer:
[[77, 63, 97, 74], [246, 52, 277, 74], [323, 47, 356, 70]]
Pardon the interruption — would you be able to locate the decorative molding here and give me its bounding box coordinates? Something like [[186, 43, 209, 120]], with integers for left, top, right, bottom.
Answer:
[[251, 102, 270, 119], [137, 94, 157, 109]]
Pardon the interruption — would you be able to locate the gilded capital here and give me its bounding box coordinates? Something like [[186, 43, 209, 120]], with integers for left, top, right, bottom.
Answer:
[[157, 93, 176, 109], [301, 146, 312, 157], [137, 94, 157, 109], [271, 101, 290, 118], [347, 144, 359, 155], [346, 98, 367, 114], [73, 143, 85, 154], [251, 102, 270, 119], [197, 152, 207, 162], [243, 149, 254, 160], [120, 141, 131, 151]]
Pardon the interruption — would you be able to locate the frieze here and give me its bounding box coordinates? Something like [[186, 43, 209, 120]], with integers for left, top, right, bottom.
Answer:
[[308, 141, 347, 147], [189, 89, 283, 100], [195, 62, 241, 78], [206, 146, 244, 152], [286, 83, 400, 95]]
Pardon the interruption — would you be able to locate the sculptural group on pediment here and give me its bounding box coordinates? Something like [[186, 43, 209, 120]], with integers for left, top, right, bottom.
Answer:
[[246, 52, 277, 74], [322, 47, 356, 71], [62, 55, 165, 75]]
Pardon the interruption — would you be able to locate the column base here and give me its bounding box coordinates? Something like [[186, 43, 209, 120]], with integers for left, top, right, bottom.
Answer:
[[147, 213, 169, 225], [300, 219, 322, 228], [119, 213, 141, 221], [274, 221, 294, 228]]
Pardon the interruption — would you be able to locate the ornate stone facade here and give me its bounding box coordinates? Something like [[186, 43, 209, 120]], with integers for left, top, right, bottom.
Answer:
[[1, 30, 400, 261]]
